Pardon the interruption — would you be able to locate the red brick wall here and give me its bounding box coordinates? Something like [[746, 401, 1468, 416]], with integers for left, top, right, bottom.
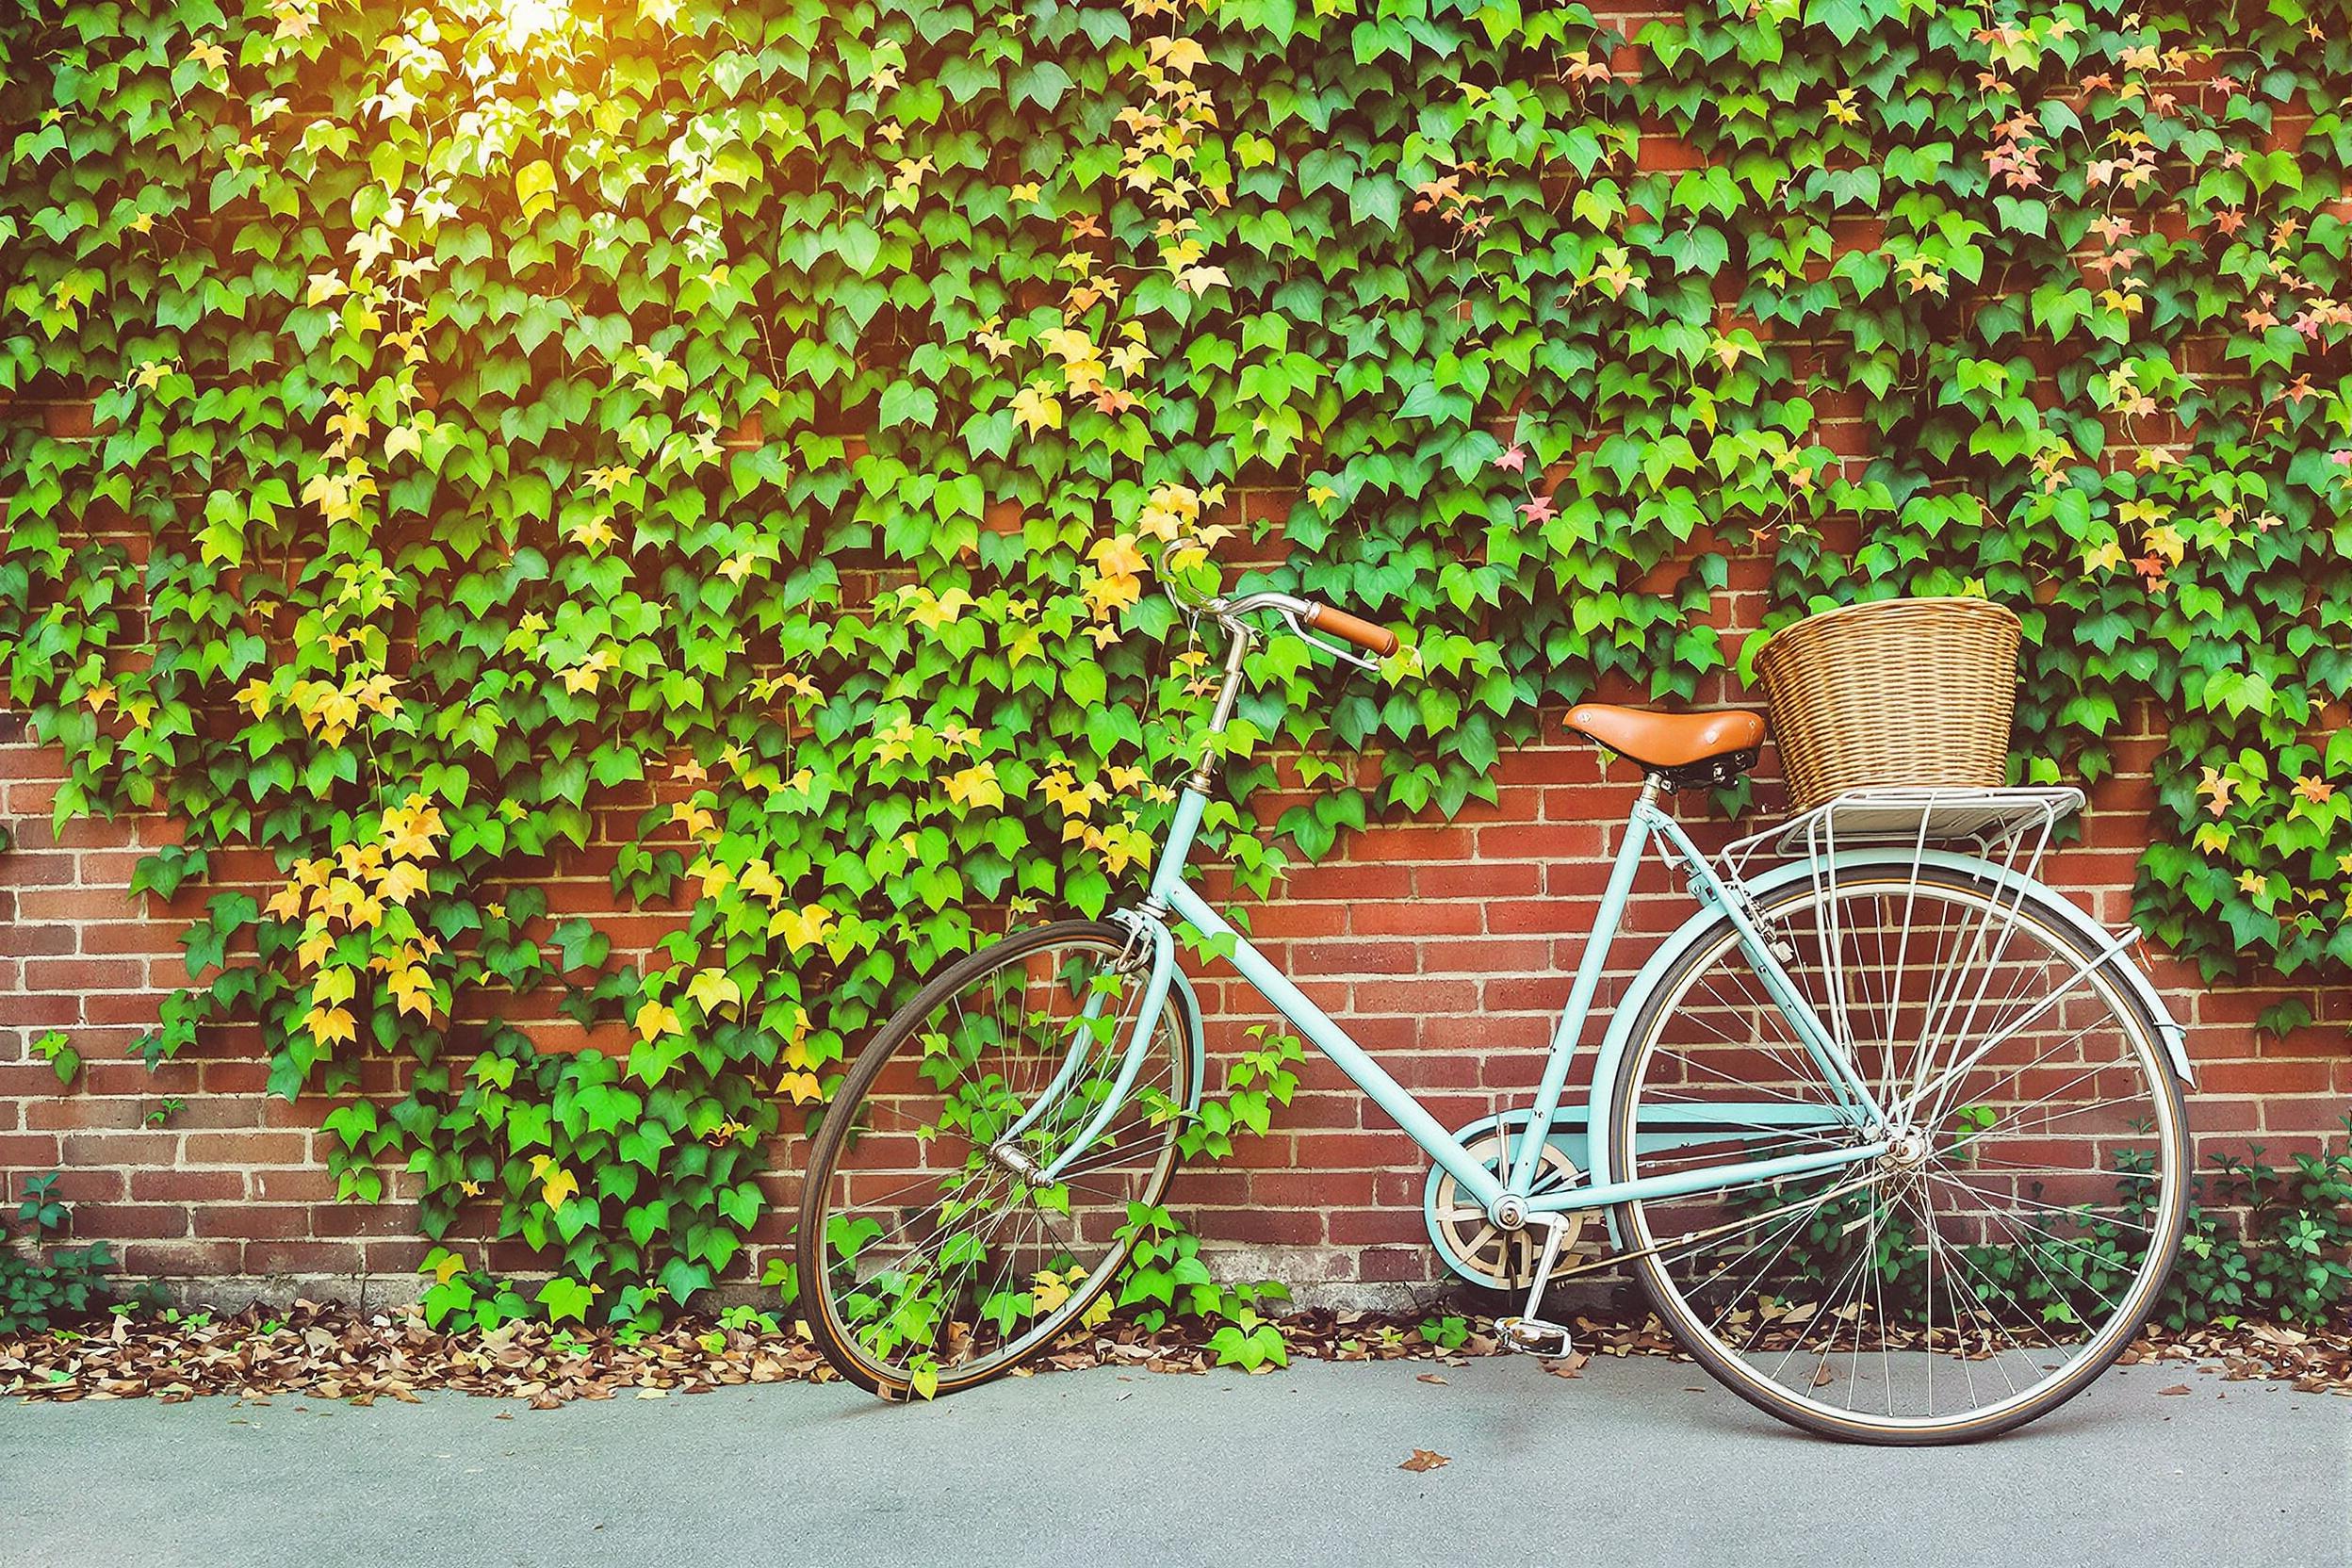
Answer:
[[5, 543, 2348, 1310]]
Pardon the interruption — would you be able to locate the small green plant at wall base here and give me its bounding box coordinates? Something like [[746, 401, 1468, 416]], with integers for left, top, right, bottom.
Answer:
[[759, 1258, 800, 1312], [1, 1175, 165, 1334], [1113, 1203, 1295, 1366], [1417, 1315, 1472, 1351], [718, 1303, 777, 1335], [415, 1247, 533, 1334], [2157, 1122, 2352, 1331], [1205, 1303, 1290, 1372]]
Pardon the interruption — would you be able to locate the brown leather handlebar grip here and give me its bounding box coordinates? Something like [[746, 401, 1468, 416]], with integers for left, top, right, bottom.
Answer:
[[1302, 602, 1400, 658]]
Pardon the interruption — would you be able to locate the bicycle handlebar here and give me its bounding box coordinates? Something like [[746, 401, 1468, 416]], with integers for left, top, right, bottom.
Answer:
[[1210, 589, 1401, 662], [1299, 601, 1400, 658]]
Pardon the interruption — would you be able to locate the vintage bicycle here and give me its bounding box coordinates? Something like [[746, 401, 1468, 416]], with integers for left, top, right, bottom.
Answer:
[[796, 589, 2193, 1443]]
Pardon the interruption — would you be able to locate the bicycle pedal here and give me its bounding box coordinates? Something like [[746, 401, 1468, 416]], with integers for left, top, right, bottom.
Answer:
[[1497, 1315, 1575, 1357]]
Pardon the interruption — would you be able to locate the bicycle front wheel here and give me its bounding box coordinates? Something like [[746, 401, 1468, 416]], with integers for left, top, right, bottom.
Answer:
[[1609, 866, 2187, 1444], [797, 920, 1193, 1397]]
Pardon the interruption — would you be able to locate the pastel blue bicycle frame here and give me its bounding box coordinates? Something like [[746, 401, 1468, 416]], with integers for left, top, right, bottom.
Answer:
[[1037, 779, 1894, 1217]]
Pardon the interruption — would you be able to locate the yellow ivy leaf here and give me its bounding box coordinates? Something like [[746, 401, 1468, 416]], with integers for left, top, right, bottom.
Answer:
[[1149, 36, 1208, 74], [515, 158, 557, 223], [738, 859, 786, 904], [2081, 539, 2126, 575], [387, 965, 435, 1019], [2197, 766, 2236, 817], [776, 1070, 822, 1103], [944, 761, 1004, 811], [1030, 1268, 1074, 1315], [686, 968, 742, 1017], [770, 903, 836, 953], [635, 1000, 678, 1041], [304, 1004, 356, 1047], [541, 1166, 580, 1208], [1010, 384, 1062, 436], [379, 860, 429, 904], [906, 588, 974, 630]]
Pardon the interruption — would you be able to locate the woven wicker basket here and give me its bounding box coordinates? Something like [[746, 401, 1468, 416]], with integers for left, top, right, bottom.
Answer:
[[1755, 597, 2021, 812]]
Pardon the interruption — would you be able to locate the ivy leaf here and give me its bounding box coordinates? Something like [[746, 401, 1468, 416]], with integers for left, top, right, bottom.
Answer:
[[536, 1276, 595, 1325], [878, 382, 939, 429], [514, 159, 556, 222], [547, 919, 611, 975]]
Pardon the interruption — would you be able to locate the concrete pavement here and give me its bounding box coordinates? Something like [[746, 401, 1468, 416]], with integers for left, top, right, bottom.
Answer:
[[5, 1354, 2346, 1567]]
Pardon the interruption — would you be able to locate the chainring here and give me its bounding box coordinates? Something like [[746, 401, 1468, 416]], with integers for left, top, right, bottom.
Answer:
[[1426, 1128, 1587, 1291]]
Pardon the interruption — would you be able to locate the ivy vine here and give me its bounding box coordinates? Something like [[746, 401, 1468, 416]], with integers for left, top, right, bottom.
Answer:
[[2, 0, 2346, 1323]]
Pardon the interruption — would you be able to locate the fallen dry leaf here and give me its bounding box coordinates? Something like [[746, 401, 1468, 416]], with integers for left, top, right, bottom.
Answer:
[[1415, 1372, 1447, 1386], [1398, 1449, 1450, 1473], [2158, 1384, 2192, 1396]]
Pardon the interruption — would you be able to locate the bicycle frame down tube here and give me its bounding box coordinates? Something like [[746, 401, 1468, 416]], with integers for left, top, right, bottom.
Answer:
[[1162, 881, 1510, 1211]]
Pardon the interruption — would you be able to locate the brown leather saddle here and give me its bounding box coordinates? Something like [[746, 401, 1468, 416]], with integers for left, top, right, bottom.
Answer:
[[1564, 704, 1765, 790]]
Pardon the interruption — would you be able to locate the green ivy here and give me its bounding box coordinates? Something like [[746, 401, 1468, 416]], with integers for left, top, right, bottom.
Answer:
[[2, 1174, 167, 1333], [2, 0, 2346, 1322]]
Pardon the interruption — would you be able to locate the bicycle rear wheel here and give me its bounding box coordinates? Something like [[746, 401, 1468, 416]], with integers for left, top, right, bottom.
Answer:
[[797, 921, 1192, 1397], [1609, 866, 2187, 1443]]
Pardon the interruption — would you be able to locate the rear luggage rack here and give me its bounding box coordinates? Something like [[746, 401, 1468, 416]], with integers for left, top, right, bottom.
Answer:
[[1729, 784, 2085, 867]]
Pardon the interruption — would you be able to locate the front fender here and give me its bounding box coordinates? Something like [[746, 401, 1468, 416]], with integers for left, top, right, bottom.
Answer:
[[1583, 849, 2192, 1196], [1168, 962, 1208, 1114]]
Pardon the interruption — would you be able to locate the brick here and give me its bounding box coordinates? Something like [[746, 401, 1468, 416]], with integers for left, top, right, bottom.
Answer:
[[73, 1204, 192, 1239], [1353, 901, 1481, 936], [2197, 1060, 2332, 1096], [240, 1240, 368, 1276], [130, 1168, 244, 1201], [182, 1131, 313, 1166]]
